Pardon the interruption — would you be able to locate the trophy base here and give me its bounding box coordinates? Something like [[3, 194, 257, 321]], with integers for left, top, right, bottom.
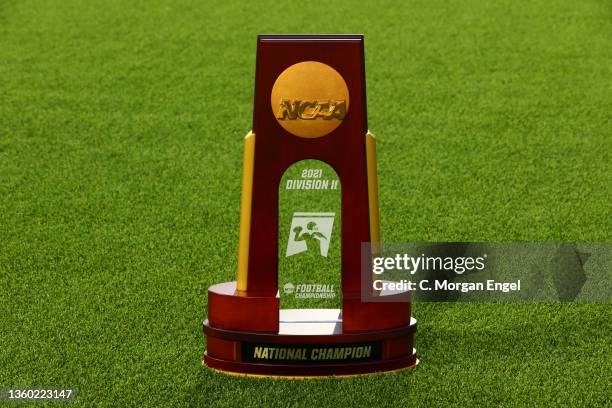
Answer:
[[203, 308, 417, 377]]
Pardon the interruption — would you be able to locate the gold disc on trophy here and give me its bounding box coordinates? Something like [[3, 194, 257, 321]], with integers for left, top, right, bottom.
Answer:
[[271, 61, 349, 138]]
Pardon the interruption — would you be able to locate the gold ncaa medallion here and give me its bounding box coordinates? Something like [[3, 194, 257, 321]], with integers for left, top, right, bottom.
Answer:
[[271, 61, 349, 138]]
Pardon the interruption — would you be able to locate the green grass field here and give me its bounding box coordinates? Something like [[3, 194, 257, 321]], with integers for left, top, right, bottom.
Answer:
[[1, 0, 611, 406]]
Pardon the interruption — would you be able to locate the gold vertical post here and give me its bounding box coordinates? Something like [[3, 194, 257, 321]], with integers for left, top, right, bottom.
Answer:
[[365, 131, 381, 248], [366, 131, 382, 298], [236, 131, 255, 293]]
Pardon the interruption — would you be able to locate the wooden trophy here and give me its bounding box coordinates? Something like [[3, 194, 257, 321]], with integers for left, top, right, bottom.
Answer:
[[203, 35, 417, 377]]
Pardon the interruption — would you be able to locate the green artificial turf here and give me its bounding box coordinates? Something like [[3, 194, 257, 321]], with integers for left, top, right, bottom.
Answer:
[[1, 0, 611, 406]]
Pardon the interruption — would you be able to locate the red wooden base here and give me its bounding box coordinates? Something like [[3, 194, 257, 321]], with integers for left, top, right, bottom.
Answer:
[[203, 283, 417, 377], [203, 321, 417, 377]]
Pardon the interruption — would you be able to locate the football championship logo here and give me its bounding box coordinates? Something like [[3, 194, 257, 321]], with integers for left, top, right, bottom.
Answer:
[[285, 212, 335, 257]]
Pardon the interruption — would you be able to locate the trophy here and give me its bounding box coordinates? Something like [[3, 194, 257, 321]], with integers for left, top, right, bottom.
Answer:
[[203, 35, 417, 377]]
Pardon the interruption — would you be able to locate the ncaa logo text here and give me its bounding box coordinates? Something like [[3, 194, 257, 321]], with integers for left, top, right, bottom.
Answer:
[[276, 99, 347, 121]]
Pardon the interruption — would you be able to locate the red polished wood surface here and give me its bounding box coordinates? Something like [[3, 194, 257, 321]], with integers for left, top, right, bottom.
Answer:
[[207, 282, 279, 332], [204, 318, 416, 345], [206, 336, 238, 362], [203, 316, 417, 377], [343, 298, 412, 332], [247, 35, 369, 300]]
